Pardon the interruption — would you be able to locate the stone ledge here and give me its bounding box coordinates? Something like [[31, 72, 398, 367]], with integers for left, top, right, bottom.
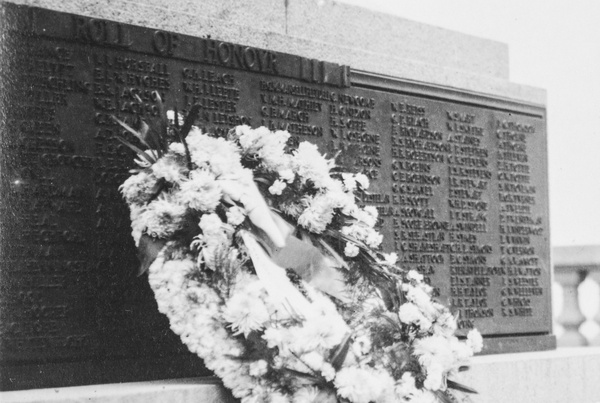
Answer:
[[455, 347, 600, 403], [1, 0, 545, 104], [0, 377, 237, 403], [3, 349, 600, 403]]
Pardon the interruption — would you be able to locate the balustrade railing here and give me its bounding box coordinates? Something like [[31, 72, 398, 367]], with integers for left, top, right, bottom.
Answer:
[[553, 245, 600, 347]]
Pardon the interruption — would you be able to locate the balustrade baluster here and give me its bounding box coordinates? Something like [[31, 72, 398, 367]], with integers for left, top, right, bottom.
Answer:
[[587, 270, 600, 346], [555, 267, 588, 346]]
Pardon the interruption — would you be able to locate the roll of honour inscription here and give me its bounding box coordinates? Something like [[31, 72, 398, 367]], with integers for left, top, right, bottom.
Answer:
[[0, 4, 553, 389]]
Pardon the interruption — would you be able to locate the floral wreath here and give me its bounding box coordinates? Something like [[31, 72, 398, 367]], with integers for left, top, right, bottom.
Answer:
[[117, 98, 482, 403]]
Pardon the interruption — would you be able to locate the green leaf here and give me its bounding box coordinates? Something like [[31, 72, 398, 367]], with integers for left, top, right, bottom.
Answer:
[[433, 390, 456, 403], [280, 367, 321, 383], [114, 136, 156, 165], [447, 379, 478, 394], [329, 333, 353, 370], [112, 116, 152, 149], [136, 235, 166, 276]]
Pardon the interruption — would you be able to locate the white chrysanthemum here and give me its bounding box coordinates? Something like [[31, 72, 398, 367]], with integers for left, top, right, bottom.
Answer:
[[466, 329, 483, 353], [292, 142, 334, 189], [140, 197, 186, 239], [423, 362, 444, 391], [344, 242, 359, 257], [120, 170, 158, 205], [151, 154, 186, 183], [223, 282, 269, 336], [179, 170, 222, 212], [269, 392, 289, 403], [406, 285, 438, 319], [297, 195, 334, 233], [335, 366, 394, 403], [269, 179, 287, 195], [186, 127, 243, 176], [248, 359, 268, 377], [199, 213, 224, 235], [395, 372, 418, 398], [226, 206, 246, 226], [398, 303, 432, 331], [301, 351, 324, 371], [293, 387, 320, 403], [365, 230, 383, 248]]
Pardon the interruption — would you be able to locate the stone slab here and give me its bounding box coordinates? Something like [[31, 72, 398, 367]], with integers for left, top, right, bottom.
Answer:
[[3, 349, 600, 403], [0, 3, 553, 390]]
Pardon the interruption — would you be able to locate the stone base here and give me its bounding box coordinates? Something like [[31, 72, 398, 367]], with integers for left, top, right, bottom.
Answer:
[[3, 348, 600, 403], [480, 334, 556, 355], [455, 347, 600, 403]]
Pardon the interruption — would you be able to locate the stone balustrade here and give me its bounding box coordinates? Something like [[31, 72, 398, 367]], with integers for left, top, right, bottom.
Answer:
[[553, 245, 600, 346]]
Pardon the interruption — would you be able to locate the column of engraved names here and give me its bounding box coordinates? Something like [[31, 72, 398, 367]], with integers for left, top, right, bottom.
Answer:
[[496, 119, 544, 318], [390, 101, 446, 295], [446, 111, 494, 330], [259, 81, 331, 148], [181, 67, 249, 136], [91, 52, 172, 295], [1, 39, 93, 356], [326, 92, 387, 229]]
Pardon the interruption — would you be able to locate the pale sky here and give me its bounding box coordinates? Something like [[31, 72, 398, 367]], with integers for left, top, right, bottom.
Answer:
[[339, 0, 600, 247]]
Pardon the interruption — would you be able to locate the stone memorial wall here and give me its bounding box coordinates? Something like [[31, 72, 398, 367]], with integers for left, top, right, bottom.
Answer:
[[0, 3, 554, 391]]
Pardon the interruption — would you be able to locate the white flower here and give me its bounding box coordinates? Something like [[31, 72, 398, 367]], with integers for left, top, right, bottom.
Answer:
[[423, 362, 444, 391], [279, 169, 295, 183], [395, 372, 417, 398], [352, 334, 372, 356], [354, 173, 370, 189], [301, 351, 324, 371], [320, 362, 336, 382], [187, 127, 243, 176], [292, 142, 334, 189], [297, 195, 335, 233], [365, 231, 383, 248], [140, 196, 186, 239], [199, 213, 224, 235], [151, 154, 185, 183], [223, 282, 269, 337], [398, 303, 431, 331], [293, 387, 320, 403], [466, 329, 483, 353], [382, 252, 398, 265], [179, 170, 222, 212], [169, 142, 186, 155], [248, 359, 268, 377], [335, 367, 394, 403], [269, 179, 287, 195], [344, 242, 359, 257], [341, 173, 357, 192], [407, 270, 424, 282], [120, 170, 157, 205], [226, 206, 246, 226], [269, 392, 289, 403]]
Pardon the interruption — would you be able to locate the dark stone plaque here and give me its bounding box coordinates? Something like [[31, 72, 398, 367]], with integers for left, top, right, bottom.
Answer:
[[0, 3, 555, 391]]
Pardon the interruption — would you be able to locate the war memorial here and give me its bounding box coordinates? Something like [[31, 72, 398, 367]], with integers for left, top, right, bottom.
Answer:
[[1, 1, 599, 402]]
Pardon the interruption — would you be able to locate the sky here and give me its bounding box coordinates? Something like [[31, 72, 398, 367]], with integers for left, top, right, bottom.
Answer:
[[338, 0, 600, 247]]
